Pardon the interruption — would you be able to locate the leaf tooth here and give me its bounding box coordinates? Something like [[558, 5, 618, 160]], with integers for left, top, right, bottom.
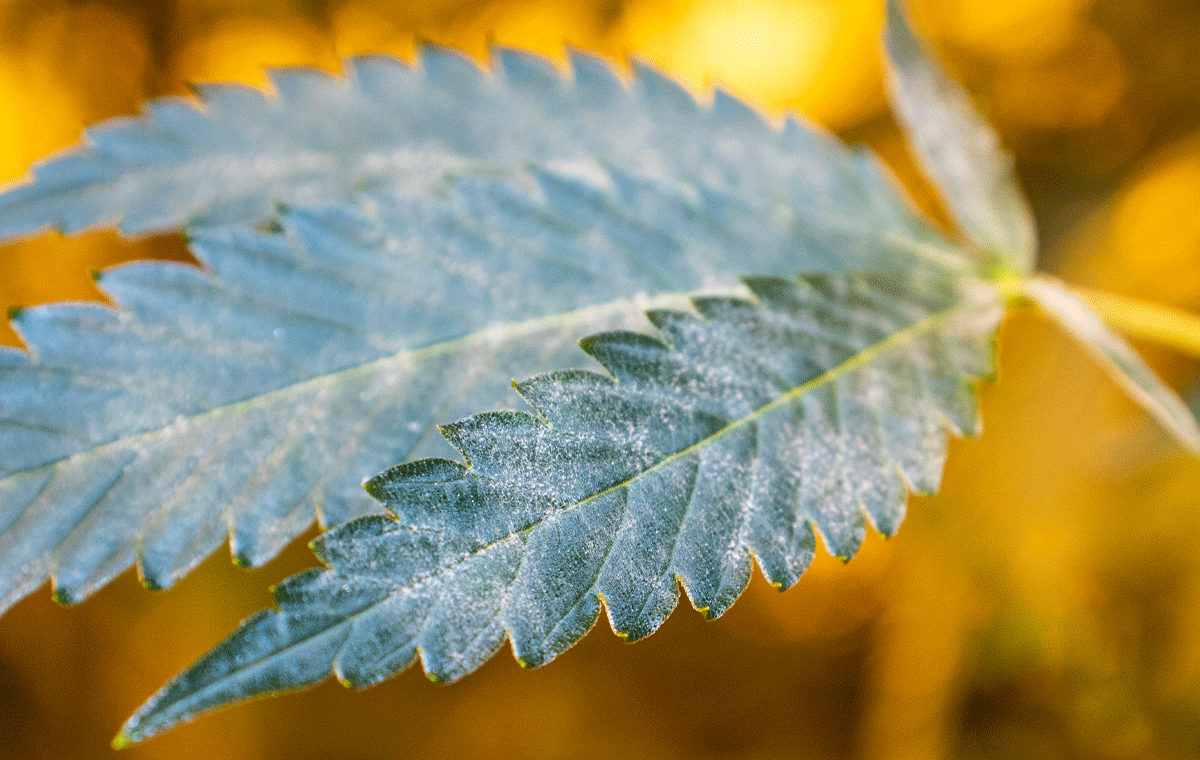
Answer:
[[740, 405, 816, 590], [86, 116, 171, 161], [640, 313, 783, 417], [514, 368, 613, 421], [51, 540, 136, 606], [417, 44, 485, 94], [415, 535, 523, 683], [948, 327, 999, 382], [277, 201, 379, 253], [310, 514, 402, 564], [438, 411, 546, 468], [780, 111, 844, 157], [50, 442, 198, 601], [188, 81, 269, 122], [382, 463, 563, 553], [593, 456, 700, 641], [867, 469, 908, 539], [344, 54, 413, 100], [9, 301, 119, 364], [644, 308, 700, 341], [741, 276, 817, 313], [566, 47, 627, 105], [138, 504, 229, 593], [631, 59, 699, 117], [494, 46, 562, 93], [502, 490, 620, 667], [266, 66, 340, 105], [670, 426, 757, 618], [439, 410, 654, 502], [689, 296, 758, 324], [798, 386, 868, 561], [875, 354, 947, 495], [835, 372, 908, 538], [365, 458, 467, 501], [915, 331, 982, 437], [271, 568, 331, 608], [142, 96, 209, 142], [902, 341, 954, 490], [578, 330, 672, 382], [518, 369, 726, 456], [710, 88, 771, 135], [227, 491, 321, 570], [333, 588, 435, 688], [0, 446, 134, 606]]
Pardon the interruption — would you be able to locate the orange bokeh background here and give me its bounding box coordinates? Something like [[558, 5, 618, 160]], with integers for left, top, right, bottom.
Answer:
[[1, 1, 1199, 758]]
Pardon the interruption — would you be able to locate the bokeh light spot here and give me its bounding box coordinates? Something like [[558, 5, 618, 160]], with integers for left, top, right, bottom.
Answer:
[[620, 0, 839, 114], [175, 16, 336, 87]]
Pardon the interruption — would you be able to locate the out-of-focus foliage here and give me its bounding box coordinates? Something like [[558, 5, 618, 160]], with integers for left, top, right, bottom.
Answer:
[[0, 1, 1198, 759]]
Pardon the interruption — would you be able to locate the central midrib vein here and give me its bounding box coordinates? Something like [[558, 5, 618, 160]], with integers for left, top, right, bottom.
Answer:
[[359, 299, 971, 631], [6, 290, 696, 481], [555, 302, 964, 517]]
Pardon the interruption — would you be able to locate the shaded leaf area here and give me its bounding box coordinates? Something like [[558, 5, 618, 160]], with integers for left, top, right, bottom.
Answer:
[[0, 46, 964, 277], [1024, 277, 1200, 454], [0, 158, 920, 615], [883, 0, 1036, 271], [118, 271, 1002, 745]]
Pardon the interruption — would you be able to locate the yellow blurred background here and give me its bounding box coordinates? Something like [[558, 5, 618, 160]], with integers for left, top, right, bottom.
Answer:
[[1, 0, 1199, 758]]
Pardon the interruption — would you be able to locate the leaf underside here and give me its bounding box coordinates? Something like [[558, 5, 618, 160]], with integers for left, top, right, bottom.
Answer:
[[0, 50, 962, 615], [117, 270, 1002, 744]]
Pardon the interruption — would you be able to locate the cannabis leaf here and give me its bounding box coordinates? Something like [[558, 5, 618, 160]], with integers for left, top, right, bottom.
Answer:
[[1, 0, 1196, 749], [117, 269, 1002, 744], [0, 164, 938, 613], [0, 39, 969, 615]]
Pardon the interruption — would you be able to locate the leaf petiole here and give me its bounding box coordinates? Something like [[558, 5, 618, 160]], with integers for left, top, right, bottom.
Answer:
[[1074, 286, 1200, 359]]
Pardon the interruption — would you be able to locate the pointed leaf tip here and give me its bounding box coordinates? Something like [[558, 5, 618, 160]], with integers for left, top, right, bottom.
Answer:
[[883, 0, 1037, 270]]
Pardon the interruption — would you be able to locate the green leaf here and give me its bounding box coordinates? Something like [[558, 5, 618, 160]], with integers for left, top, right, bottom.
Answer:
[[0, 179, 784, 611], [0, 46, 958, 264], [117, 270, 1002, 745], [1024, 276, 1200, 455], [883, 0, 1037, 271], [0, 53, 969, 614]]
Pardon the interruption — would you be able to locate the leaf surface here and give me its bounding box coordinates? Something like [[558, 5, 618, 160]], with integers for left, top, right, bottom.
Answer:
[[0, 143, 957, 613], [1024, 276, 1200, 455], [883, 0, 1037, 270], [0, 50, 973, 614], [0, 46, 956, 270], [117, 270, 1002, 745]]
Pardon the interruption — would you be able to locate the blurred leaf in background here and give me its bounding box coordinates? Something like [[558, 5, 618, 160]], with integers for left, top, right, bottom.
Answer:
[[0, 0, 1198, 758]]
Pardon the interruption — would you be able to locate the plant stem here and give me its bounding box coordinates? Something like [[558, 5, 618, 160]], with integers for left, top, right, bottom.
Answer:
[[1074, 286, 1200, 358]]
